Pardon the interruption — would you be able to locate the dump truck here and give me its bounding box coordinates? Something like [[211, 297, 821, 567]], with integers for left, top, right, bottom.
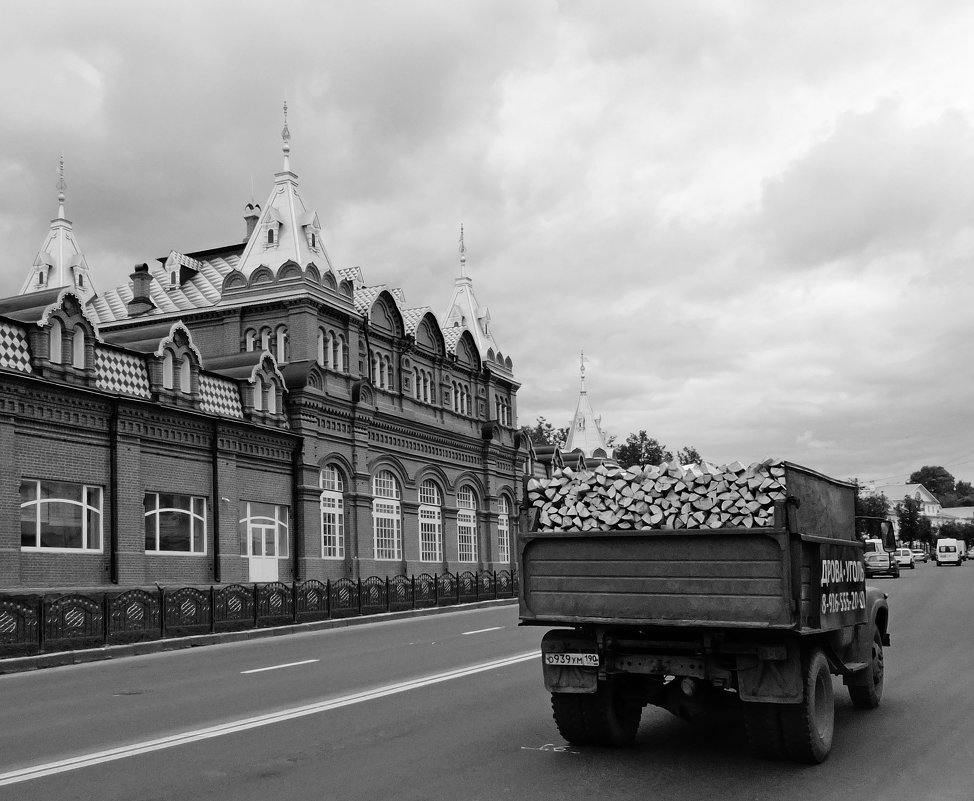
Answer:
[[518, 459, 892, 763]]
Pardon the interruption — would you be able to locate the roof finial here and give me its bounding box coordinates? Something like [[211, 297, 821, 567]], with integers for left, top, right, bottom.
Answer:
[[281, 99, 291, 171], [580, 349, 587, 391], [56, 154, 67, 218], [459, 223, 466, 277]]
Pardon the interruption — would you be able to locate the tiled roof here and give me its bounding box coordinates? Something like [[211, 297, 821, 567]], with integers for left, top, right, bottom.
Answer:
[[401, 306, 431, 335]]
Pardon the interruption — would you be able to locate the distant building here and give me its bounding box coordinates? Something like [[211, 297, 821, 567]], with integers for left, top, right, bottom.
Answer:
[[0, 113, 525, 590], [861, 482, 972, 534]]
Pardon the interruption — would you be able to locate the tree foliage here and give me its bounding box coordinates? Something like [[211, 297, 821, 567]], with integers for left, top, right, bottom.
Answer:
[[523, 416, 568, 449], [908, 466, 955, 501], [938, 521, 974, 550], [895, 495, 933, 545], [613, 431, 702, 469], [855, 486, 889, 519]]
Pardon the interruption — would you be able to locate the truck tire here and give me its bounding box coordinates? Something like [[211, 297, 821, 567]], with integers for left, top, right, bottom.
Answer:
[[551, 684, 641, 747], [781, 648, 834, 763], [743, 703, 787, 759], [848, 629, 884, 710]]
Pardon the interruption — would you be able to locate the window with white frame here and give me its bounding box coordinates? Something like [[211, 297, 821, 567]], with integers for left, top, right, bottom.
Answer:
[[457, 485, 478, 563], [238, 502, 289, 559], [20, 480, 103, 551], [49, 318, 63, 364], [497, 496, 511, 563], [72, 325, 85, 369], [320, 466, 345, 558], [419, 479, 443, 562], [144, 493, 207, 554], [372, 470, 402, 560], [162, 350, 175, 389]]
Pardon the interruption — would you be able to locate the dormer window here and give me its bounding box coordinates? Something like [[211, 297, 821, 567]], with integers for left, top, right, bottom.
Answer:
[[37, 271, 46, 287], [267, 229, 275, 245], [170, 271, 178, 288], [77, 275, 84, 288]]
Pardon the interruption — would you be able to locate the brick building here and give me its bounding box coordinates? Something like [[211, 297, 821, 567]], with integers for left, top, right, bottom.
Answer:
[[0, 129, 524, 591]]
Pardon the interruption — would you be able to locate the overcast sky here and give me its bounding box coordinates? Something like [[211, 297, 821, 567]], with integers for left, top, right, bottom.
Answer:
[[3, 1, 974, 487]]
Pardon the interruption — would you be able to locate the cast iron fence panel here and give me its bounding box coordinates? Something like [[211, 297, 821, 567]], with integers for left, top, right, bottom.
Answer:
[[108, 589, 162, 645], [164, 587, 211, 636], [458, 571, 479, 604], [44, 594, 104, 651], [388, 575, 413, 612], [295, 580, 330, 621], [436, 573, 457, 606], [214, 584, 255, 631], [329, 577, 358, 619], [0, 568, 518, 657], [414, 573, 437, 608], [0, 596, 40, 657], [257, 582, 294, 627], [360, 576, 387, 615]]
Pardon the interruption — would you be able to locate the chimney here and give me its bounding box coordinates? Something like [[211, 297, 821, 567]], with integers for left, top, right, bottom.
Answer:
[[244, 203, 261, 242], [126, 263, 156, 316]]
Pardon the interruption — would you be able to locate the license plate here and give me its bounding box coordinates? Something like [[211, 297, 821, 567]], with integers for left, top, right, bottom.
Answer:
[[544, 652, 599, 667]]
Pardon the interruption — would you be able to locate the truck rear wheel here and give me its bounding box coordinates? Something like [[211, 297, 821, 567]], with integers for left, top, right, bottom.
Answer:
[[848, 629, 884, 710], [781, 648, 834, 763], [551, 684, 641, 747], [743, 703, 787, 759]]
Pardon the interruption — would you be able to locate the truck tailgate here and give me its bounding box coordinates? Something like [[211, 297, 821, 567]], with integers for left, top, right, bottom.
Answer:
[[519, 528, 794, 628]]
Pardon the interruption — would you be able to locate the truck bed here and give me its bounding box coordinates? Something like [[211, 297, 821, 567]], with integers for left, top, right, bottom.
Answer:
[[519, 527, 796, 628]]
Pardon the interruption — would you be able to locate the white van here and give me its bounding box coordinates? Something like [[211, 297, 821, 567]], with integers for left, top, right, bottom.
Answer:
[[936, 538, 962, 566]]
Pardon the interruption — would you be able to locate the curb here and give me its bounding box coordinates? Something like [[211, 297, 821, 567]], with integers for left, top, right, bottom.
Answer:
[[0, 597, 517, 676]]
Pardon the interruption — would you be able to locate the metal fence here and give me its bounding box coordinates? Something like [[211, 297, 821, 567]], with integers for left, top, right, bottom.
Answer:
[[0, 569, 519, 659]]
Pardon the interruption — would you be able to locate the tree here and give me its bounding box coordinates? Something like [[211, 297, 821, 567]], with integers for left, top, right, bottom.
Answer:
[[855, 487, 889, 519], [896, 495, 933, 545], [676, 445, 703, 465], [938, 521, 974, 551], [908, 466, 955, 501], [523, 416, 568, 449], [614, 431, 673, 469]]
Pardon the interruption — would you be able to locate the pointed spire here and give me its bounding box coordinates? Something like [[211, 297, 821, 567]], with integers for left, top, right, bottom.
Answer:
[[580, 349, 587, 392], [56, 154, 67, 219], [458, 223, 467, 278], [564, 350, 610, 458], [281, 99, 291, 172]]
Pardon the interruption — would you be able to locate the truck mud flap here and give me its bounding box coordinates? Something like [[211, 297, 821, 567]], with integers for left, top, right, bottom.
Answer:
[[736, 643, 802, 703]]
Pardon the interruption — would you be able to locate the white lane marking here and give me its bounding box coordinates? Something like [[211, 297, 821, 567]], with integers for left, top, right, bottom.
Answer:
[[461, 626, 503, 636], [241, 659, 319, 674], [0, 650, 540, 787]]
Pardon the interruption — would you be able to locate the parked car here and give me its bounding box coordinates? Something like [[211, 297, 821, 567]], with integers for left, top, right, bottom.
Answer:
[[911, 549, 928, 563], [895, 548, 915, 569], [864, 550, 900, 578], [968, 547, 974, 559]]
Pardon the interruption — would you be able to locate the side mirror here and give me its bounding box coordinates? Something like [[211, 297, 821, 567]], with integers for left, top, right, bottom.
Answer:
[[880, 521, 896, 552]]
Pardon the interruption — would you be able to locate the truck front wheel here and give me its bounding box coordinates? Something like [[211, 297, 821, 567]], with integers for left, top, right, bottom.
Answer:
[[551, 684, 641, 747], [781, 648, 834, 763], [848, 629, 884, 710]]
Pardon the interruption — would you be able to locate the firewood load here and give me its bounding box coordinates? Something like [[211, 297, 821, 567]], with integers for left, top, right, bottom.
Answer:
[[525, 459, 789, 532]]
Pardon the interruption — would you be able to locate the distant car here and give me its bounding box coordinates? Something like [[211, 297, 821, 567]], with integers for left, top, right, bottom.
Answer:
[[895, 548, 915, 569], [911, 549, 928, 563], [968, 547, 974, 559], [864, 550, 900, 578]]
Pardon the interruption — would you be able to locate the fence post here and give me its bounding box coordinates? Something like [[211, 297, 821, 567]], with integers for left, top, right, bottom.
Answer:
[[411, 575, 416, 610], [253, 583, 259, 628], [103, 594, 110, 645], [209, 586, 216, 633], [455, 572, 461, 604], [326, 579, 331, 619], [475, 571, 480, 602], [160, 586, 166, 639], [357, 577, 363, 616], [433, 573, 439, 605], [38, 596, 45, 653], [292, 581, 298, 624]]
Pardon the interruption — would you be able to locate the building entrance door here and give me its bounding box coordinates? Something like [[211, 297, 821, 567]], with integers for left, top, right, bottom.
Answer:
[[248, 523, 279, 582]]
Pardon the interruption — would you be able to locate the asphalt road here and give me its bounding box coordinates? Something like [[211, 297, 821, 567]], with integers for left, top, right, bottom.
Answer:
[[1, 562, 972, 801]]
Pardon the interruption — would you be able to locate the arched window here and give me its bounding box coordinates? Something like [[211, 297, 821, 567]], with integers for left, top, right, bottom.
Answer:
[[320, 466, 345, 558], [266, 379, 277, 414], [253, 376, 264, 411], [457, 485, 478, 563], [497, 496, 511, 563], [372, 470, 402, 560], [335, 334, 345, 372], [260, 327, 271, 352], [179, 358, 191, 393], [275, 327, 288, 362], [49, 318, 63, 364], [267, 228, 275, 245], [419, 479, 443, 562], [162, 350, 174, 389], [245, 329, 257, 352], [71, 325, 86, 369]]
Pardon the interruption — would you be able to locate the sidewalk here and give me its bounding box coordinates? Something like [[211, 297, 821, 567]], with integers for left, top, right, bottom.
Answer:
[[0, 597, 517, 676]]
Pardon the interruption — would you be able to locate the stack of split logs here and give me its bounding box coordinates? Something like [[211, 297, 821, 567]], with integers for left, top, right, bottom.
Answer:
[[526, 459, 789, 532]]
